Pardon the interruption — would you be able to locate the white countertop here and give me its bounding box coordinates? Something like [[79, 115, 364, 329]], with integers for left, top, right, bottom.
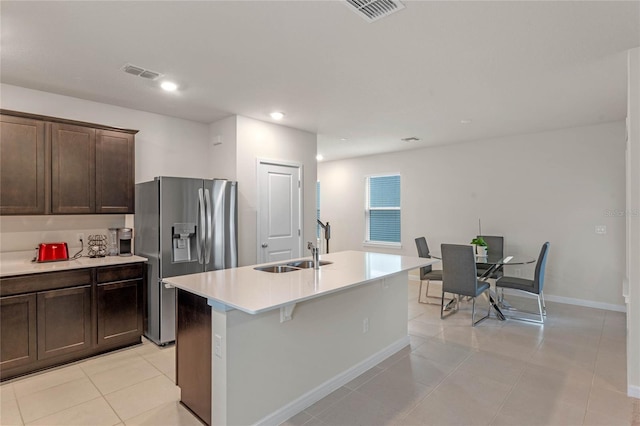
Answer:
[[0, 251, 147, 277], [164, 250, 438, 315]]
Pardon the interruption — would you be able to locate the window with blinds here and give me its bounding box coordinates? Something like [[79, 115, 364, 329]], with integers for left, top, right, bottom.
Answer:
[[365, 174, 401, 244]]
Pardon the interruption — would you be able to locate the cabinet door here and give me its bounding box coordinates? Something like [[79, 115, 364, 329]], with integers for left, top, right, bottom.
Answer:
[[37, 285, 92, 359], [51, 123, 95, 214], [96, 130, 135, 213], [97, 279, 143, 345], [0, 294, 37, 370], [0, 115, 48, 215]]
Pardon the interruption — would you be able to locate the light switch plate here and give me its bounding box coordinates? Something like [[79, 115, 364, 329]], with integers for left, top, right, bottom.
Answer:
[[214, 334, 222, 358]]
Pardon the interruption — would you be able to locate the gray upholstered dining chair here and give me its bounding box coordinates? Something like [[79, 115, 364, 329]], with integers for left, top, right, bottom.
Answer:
[[476, 235, 504, 280], [440, 244, 491, 326], [415, 237, 443, 304], [496, 242, 550, 323]]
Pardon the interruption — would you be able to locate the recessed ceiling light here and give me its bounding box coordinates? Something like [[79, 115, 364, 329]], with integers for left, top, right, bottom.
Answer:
[[316, 154, 324, 161], [161, 81, 178, 92], [340, 138, 348, 141], [460, 119, 473, 124], [270, 112, 285, 120]]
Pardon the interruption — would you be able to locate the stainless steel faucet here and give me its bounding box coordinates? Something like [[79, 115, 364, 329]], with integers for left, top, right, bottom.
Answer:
[[307, 241, 320, 269]]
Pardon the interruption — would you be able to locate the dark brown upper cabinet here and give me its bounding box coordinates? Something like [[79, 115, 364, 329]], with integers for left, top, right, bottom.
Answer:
[[96, 130, 135, 213], [51, 123, 96, 214], [0, 110, 138, 215], [0, 115, 48, 215]]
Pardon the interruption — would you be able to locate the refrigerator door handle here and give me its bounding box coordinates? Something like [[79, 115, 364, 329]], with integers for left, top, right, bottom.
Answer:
[[197, 188, 205, 264], [204, 188, 213, 264], [229, 182, 238, 268]]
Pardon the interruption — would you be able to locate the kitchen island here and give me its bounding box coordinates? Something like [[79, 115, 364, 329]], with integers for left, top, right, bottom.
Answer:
[[164, 250, 436, 426]]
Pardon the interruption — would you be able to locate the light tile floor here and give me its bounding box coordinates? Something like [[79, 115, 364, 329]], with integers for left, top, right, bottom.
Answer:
[[1, 279, 638, 425]]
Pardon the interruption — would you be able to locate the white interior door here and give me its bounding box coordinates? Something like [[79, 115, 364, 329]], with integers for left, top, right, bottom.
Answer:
[[258, 161, 302, 263]]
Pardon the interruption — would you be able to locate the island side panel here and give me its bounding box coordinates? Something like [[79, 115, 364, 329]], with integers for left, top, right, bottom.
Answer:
[[176, 289, 212, 425], [219, 272, 409, 426]]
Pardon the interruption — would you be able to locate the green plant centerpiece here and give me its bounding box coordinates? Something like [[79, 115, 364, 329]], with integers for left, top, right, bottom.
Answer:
[[470, 237, 487, 247], [470, 237, 488, 256]]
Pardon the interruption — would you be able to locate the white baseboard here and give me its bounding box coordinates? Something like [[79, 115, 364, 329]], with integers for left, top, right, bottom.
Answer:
[[546, 294, 626, 313], [411, 276, 627, 313], [487, 288, 627, 313], [254, 335, 411, 426], [629, 384, 640, 399]]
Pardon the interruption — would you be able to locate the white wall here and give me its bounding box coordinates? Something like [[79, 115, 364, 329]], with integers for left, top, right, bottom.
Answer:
[[0, 84, 212, 252], [209, 115, 238, 181], [0, 84, 212, 183], [0, 86, 317, 265], [626, 47, 640, 398], [319, 122, 627, 309], [235, 116, 317, 266]]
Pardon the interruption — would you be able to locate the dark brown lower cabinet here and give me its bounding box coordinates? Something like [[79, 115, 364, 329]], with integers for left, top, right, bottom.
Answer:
[[37, 285, 92, 360], [177, 289, 212, 426], [0, 294, 37, 370], [0, 263, 145, 381], [97, 279, 143, 346]]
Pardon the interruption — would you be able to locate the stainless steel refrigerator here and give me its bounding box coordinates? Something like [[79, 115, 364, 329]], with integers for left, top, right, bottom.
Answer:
[[135, 177, 238, 345]]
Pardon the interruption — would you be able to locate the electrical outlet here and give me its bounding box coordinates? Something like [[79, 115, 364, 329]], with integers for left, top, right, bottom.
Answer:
[[363, 317, 369, 333], [595, 225, 607, 235], [76, 233, 85, 243]]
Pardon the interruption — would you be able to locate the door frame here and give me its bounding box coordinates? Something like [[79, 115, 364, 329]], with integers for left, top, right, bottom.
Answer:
[[256, 158, 304, 264]]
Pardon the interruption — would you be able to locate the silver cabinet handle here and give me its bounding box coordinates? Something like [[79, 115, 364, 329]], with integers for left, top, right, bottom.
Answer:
[[262, 243, 268, 248]]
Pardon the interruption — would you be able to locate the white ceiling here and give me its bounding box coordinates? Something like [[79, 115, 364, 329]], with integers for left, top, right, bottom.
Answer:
[[1, 1, 639, 161]]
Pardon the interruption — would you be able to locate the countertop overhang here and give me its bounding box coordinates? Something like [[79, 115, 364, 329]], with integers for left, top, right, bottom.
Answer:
[[0, 251, 148, 277], [164, 250, 438, 315]]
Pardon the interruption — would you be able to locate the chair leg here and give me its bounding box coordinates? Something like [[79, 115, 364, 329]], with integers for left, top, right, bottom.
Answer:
[[537, 294, 544, 323], [487, 294, 492, 318], [419, 279, 441, 305], [441, 292, 459, 320], [471, 293, 490, 327], [499, 289, 545, 324], [472, 297, 475, 326], [540, 290, 547, 316]]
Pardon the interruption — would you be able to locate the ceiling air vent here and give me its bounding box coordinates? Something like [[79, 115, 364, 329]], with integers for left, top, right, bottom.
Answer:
[[344, 0, 405, 23], [121, 63, 163, 80]]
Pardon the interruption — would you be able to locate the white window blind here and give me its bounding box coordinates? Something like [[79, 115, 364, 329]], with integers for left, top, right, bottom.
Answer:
[[366, 174, 401, 244]]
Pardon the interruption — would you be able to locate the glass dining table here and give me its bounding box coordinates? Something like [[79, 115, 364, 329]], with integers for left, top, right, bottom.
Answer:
[[429, 251, 536, 320]]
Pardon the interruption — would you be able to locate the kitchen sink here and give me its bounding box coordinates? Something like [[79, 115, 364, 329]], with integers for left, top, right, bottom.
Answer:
[[254, 265, 301, 273], [286, 260, 333, 269], [254, 260, 333, 273]]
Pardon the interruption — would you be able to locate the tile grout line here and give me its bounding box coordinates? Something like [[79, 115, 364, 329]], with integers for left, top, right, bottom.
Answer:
[[9, 383, 27, 426], [397, 342, 475, 423], [101, 373, 181, 424], [15, 375, 96, 425], [82, 363, 127, 425], [82, 346, 174, 425], [582, 309, 607, 423], [487, 356, 528, 425]]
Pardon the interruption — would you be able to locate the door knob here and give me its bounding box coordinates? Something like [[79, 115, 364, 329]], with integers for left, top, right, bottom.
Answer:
[[261, 243, 268, 248]]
